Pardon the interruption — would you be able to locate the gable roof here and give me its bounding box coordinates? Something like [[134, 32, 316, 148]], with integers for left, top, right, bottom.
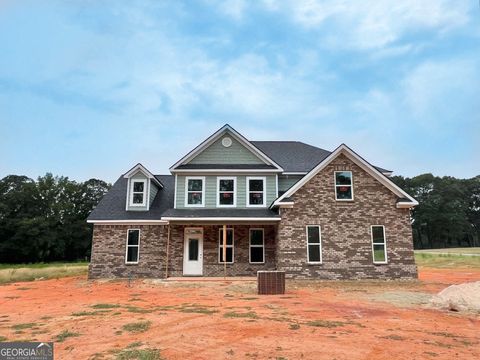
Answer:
[[169, 124, 284, 172], [272, 144, 418, 208], [123, 163, 163, 187], [252, 141, 392, 175]]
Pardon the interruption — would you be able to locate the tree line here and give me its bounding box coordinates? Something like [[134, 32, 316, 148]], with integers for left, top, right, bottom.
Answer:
[[0, 174, 110, 263], [391, 174, 480, 249], [0, 172, 478, 264]]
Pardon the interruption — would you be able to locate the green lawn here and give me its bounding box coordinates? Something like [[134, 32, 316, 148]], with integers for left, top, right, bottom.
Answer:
[[0, 262, 88, 284], [414, 251, 480, 269], [416, 247, 480, 255]]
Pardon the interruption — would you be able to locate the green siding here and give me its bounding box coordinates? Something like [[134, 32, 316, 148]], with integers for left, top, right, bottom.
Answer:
[[189, 131, 264, 165], [278, 175, 303, 193], [176, 175, 277, 208], [149, 183, 159, 207]]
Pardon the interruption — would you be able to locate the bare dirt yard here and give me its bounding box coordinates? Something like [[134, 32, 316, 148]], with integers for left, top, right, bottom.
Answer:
[[0, 268, 479, 360]]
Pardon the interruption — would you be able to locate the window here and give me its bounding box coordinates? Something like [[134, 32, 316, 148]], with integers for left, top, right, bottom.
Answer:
[[126, 229, 140, 264], [247, 177, 266, 207], [185, 177, 205, 207], [371, 225, 387, 264], [217, 177, 236, 207], [306, 225, 322, 263], [335, 171, 353, 200], [218, 228, 234, 263], [249, 229, 265, 263], [130, 179, 147, 206]]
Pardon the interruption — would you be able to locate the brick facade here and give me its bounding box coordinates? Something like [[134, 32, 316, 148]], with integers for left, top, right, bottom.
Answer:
[[276, 154, 417, 280]]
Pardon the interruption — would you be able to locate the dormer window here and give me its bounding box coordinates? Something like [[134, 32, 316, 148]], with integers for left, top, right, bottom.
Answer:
[[335, 171, 353, 201], [130, 179, 147, 206], [185, 177, 205, 207]]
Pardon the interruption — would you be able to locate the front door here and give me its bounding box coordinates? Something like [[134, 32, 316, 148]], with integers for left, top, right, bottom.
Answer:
[[183, 228, 203, 276]]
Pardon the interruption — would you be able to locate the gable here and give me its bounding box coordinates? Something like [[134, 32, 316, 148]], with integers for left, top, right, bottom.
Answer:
[[170, 124, 283, 172], [272, 144, 417, 208]]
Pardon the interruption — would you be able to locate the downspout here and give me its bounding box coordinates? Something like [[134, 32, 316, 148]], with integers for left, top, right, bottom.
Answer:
[[165, 223, 171, 279]]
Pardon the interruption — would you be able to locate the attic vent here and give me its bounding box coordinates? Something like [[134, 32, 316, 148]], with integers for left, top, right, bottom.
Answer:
[[222, 137, 232, 147]]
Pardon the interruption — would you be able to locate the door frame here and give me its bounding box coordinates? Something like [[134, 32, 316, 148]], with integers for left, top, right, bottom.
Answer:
[[183, 227, 204, 276]]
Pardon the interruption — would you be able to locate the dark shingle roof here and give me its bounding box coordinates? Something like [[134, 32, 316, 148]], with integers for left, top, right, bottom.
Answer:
[[87, 175, 174, 221], [252, 141, 391, 174], [161, 208, 280, 218]]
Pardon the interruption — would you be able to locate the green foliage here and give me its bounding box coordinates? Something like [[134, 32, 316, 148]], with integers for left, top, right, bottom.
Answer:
[[0, 174, 110, 263], [391, 174, 480, 249]]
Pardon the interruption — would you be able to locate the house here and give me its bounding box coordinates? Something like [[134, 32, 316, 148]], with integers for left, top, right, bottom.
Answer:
[[87, 124, 418, 280]]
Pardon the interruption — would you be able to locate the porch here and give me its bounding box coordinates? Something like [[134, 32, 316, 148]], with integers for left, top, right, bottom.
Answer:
[[166, 223, 278, 278]]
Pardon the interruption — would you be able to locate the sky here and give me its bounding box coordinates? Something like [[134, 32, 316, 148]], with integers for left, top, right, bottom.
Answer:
[[0, 0, 479, 183]]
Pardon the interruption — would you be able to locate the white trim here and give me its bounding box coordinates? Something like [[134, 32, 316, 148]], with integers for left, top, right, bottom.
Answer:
[[272, 144, 418, 208], [249, 228, 265, 264], [123, 163, 162, 187], [218, 227, 234, 264], [275, 174, 279, 198], [334, 171, 354, 201], [216, 176, 237, 207], [129, 179, 148, 207], [246, 176, 267, 208], [88, 220, 168, 225], [184, 176, 206, 208], [174, 174, 178, 209], [125, 228, 140, 264], [371, 225, 388, 264], [161, 217, 281, 222], [306, 225, 322, 264], [169, 124, 284, 171], [171, 168, 282, 174]]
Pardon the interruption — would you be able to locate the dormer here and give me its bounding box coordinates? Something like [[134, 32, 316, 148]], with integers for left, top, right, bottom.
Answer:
[[124, 163, 163, 211]]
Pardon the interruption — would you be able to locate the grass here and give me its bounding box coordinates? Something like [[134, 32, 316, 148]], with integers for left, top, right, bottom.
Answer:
[[12, 323, 36, 330], [55, 329, 81, 343], [71, 310, 111, 317], [0, 262, 88, 284], [0, 336, 7, 341], [122, 321, 152, 333], [224, 311, 259, 319], [91, 303, 121, 309], [416, 247, 480, 255], [305, 320, 345, 328], [414, 252, 480, 269], [179, 306, 218, 315], [115, 348, 163, 360]]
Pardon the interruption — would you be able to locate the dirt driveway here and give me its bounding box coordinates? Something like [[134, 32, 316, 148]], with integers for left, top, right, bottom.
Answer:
[[0, 268, 479, 360]]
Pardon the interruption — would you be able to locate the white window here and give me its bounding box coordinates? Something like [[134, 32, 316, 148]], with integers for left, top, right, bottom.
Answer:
[[125, 229, 140, 264], [185, 177, 205, 207], [249, 228, 265, 264], [218, 228, 234, 263], [246, 177, 266, 207], [335, 171, 353, 201], [217, 177, 236, 207], [306, 225, 322, 264], [371, 225, 387, 264], [130, 179, 147, 206]]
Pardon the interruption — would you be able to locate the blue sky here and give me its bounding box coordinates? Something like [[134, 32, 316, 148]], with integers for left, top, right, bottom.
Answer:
[[1, 0, 479, 183]]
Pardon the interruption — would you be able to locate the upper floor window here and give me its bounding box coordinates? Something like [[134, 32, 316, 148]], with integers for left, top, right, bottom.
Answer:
[[247, 177, 266, 207], [371, 225, 387, 264], [126, 229, 140, 264], [185, 177, 205, 207], [130, 179, 147, 206], [335, 171, 353, 201], [217, 177, 236, 207]]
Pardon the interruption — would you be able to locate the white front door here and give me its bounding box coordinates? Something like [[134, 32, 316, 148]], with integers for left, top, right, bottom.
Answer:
[[183, 228, 203, 276]]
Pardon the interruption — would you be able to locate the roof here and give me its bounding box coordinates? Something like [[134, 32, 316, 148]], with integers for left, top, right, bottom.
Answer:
[[252, 141, 391, 174], [87, 175, 174, 221], [161, 208, 280, 220]]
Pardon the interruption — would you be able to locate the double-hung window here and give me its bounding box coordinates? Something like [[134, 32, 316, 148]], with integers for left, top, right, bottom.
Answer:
[[371, 225, 387, 264], [306, 225, 322, 264], [185, 177, 205, 207], [126, 229, 140, 264], [247, 177, 266, 207], [218, 228, 234, 263], [335, 171, 353, 200], [249, 229, 265, 263], [130, 179, 147, 206], [217, 177, 236, 207]]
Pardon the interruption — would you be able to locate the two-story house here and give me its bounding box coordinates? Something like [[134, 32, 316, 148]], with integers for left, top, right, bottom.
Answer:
[[87, 124, 418, 279]]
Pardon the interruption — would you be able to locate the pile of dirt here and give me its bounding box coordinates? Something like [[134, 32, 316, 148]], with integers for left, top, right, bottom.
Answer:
[[431, 281, 480, 312]]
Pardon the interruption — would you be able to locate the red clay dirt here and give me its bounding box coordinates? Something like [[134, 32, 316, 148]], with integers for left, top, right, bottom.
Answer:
[[0, 268, 479, 360]]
